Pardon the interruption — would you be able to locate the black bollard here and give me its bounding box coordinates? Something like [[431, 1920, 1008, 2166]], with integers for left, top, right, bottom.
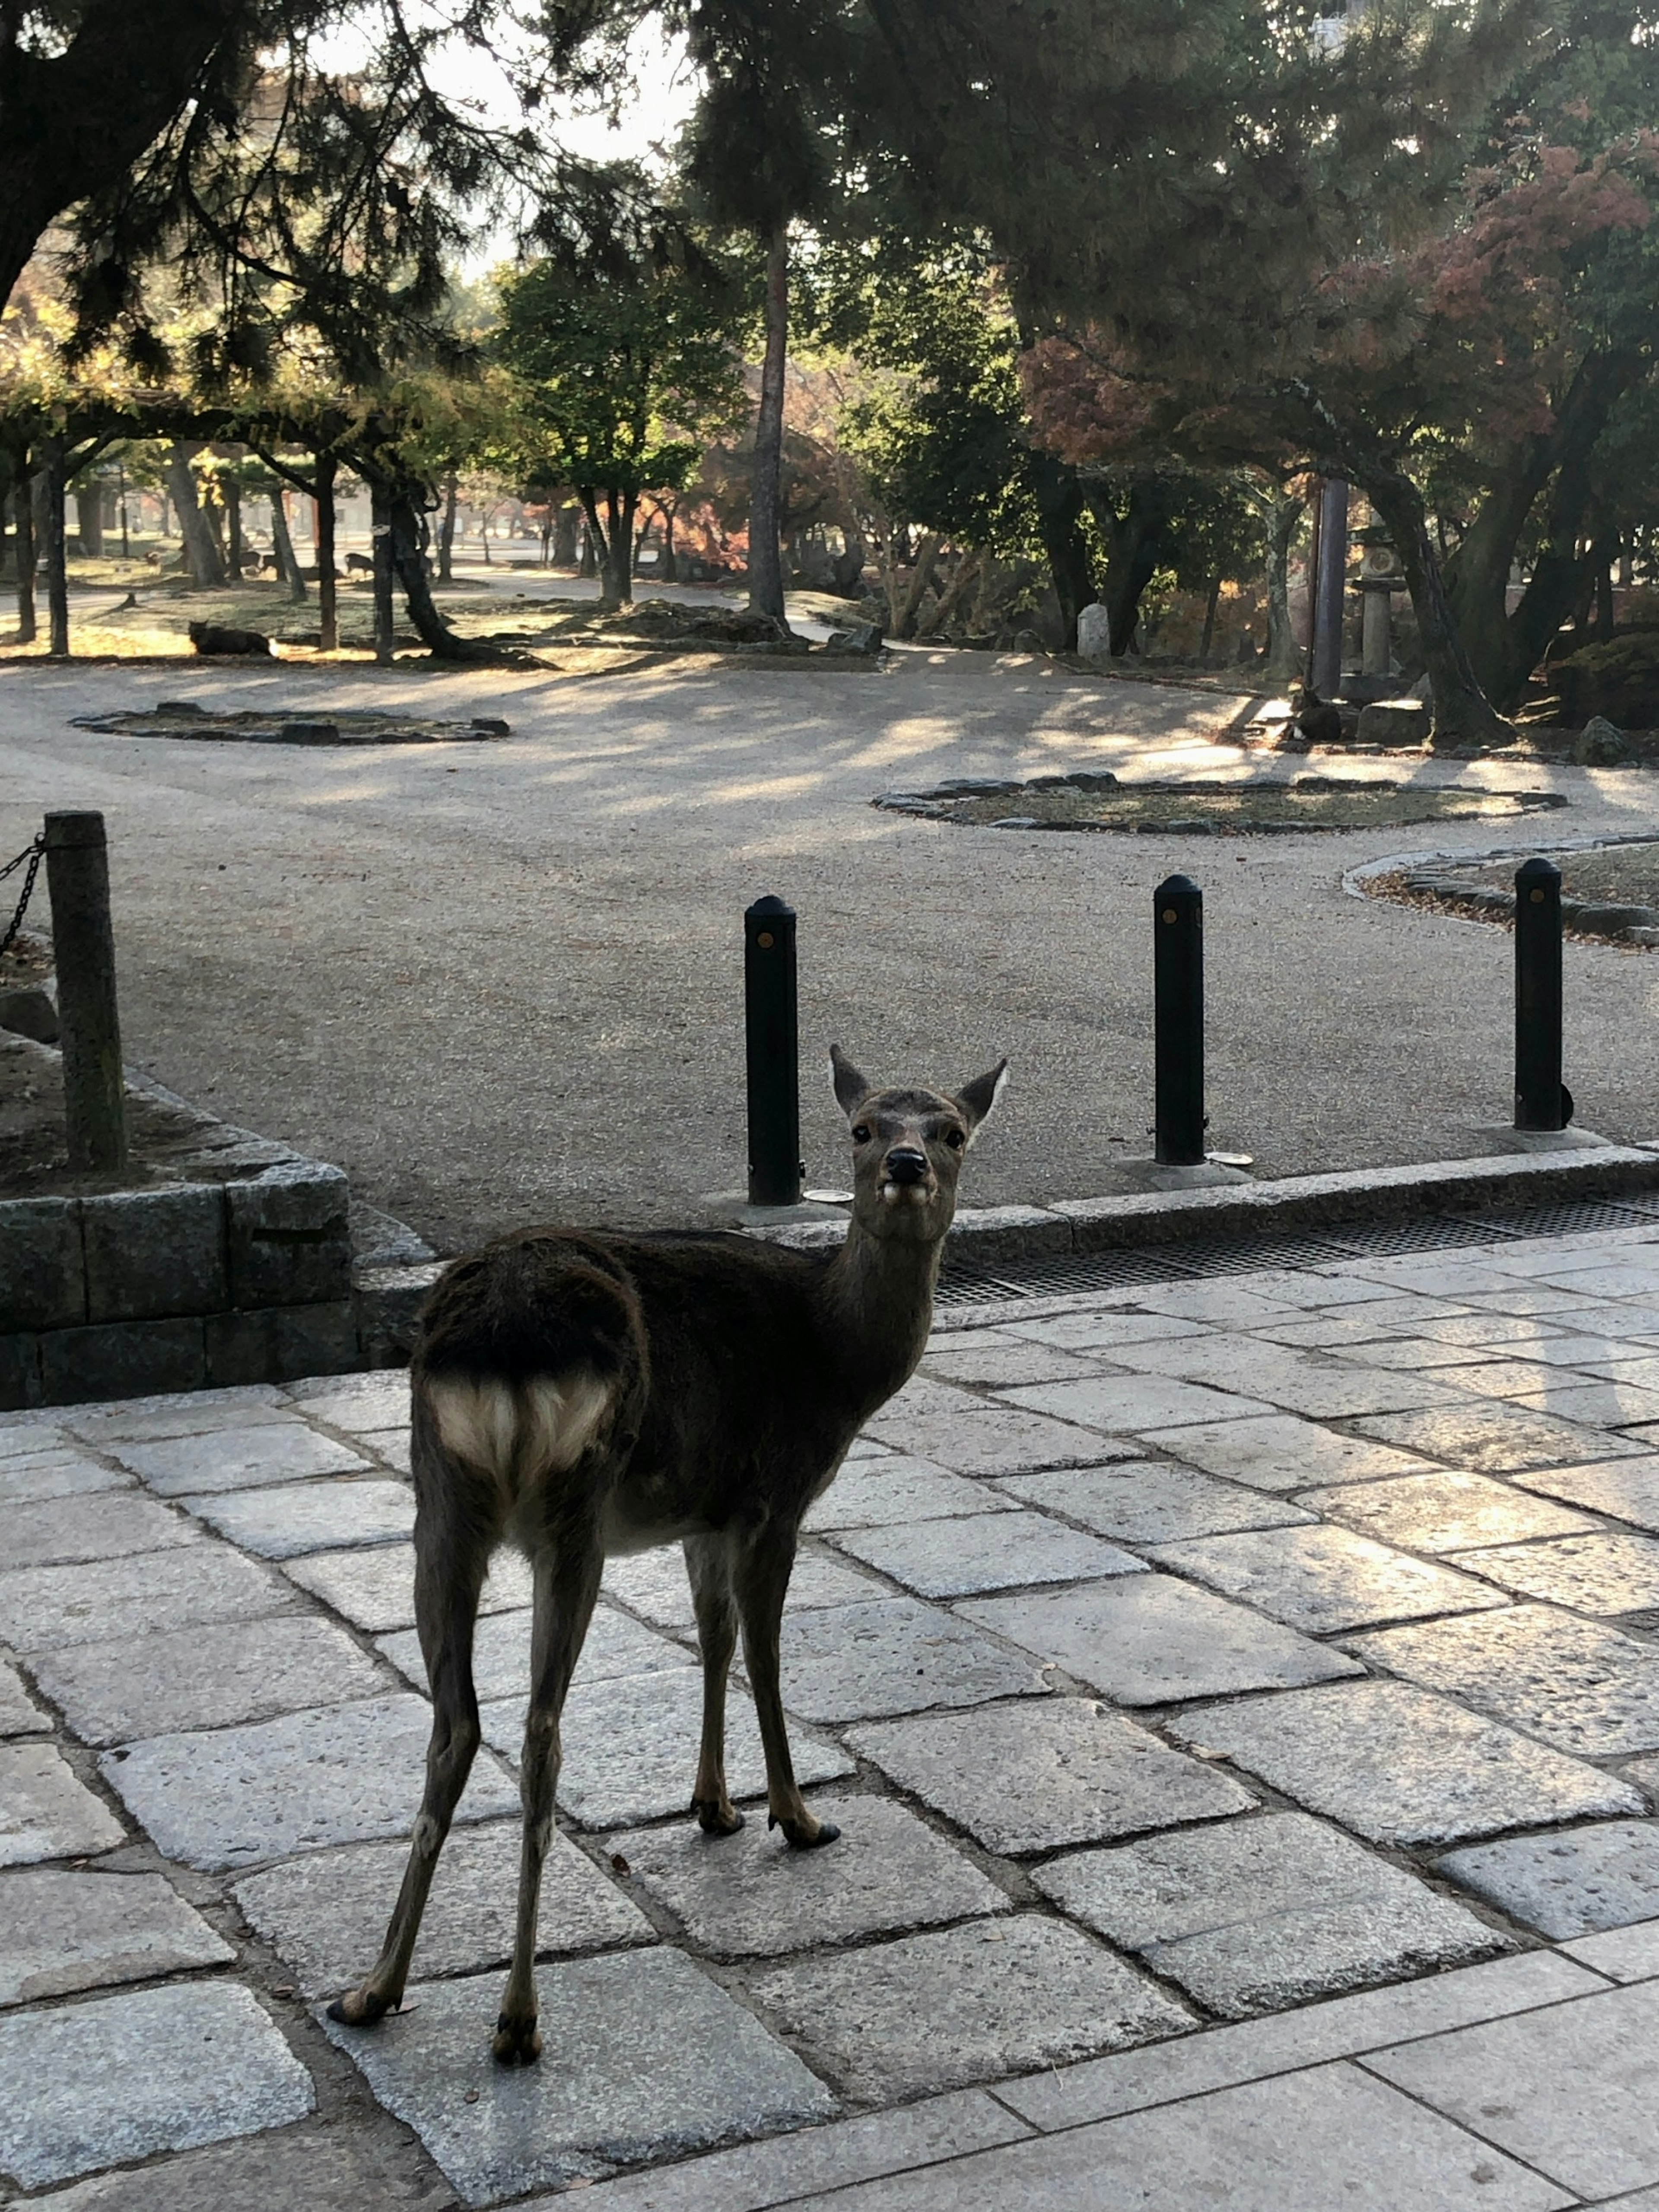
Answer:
[[745, 894, 802, 1206], [1154, 873, 1206, 1167], [43, 810, 127, 1172], [1515, 856, 1572, 1131]]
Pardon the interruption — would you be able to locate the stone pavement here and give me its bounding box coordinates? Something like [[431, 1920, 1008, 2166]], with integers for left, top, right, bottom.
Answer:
[[9, 1226, 1659, 2202]]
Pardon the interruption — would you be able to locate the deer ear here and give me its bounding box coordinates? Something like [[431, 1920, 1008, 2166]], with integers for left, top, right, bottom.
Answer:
[[955, 1060, 1008, 1139], [829, 1044, 872, 1118]]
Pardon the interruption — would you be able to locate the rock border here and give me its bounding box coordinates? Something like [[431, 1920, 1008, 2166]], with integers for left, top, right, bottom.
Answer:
[[874, 773, 1569, 838], [1344, 833, 1659, 946]]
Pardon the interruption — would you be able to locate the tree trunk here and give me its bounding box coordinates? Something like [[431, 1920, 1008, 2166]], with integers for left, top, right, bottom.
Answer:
[[578, 518, 597, 578], [1595, 544, 1617, 642], [315, 454, 337, 647], [1086, 479, 1170, 655], [1263, 490, 1303, 679], [224, 477, 243, 576], [747, 225, 790, 626], [894, 533, 943, 639], [74, 481, 104, 557], [555, 504, 579, 566], [1030, 453, 1093, 650], [41, 441, 69, 657], [1199, 575, 1221, 665], [14, 471, 36, 643], [438, 472, 457, 584], [915, 549, 982, 640], [167, 443, 225, 587], [388, 479, 470, 658], [269, 490, 303, 601], [371, 483, 395, 664], [659, 501, 678, 584], [1361, 467, 1513, 749]]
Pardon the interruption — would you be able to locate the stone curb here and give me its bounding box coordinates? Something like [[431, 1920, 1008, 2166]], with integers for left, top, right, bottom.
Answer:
[[749, 1145, 1659, 1265], [1344, 832, 1659, 948]]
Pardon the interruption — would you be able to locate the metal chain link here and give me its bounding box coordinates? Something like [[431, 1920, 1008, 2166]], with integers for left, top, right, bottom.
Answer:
[[0, 836, 45, 966]]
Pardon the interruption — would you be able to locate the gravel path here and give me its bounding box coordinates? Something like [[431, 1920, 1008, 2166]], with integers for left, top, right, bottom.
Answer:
[[1, 651, 1656, 1248]]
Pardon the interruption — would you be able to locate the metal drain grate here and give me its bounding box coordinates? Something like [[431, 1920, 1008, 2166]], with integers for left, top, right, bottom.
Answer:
[[1471, 1199, 1659, 1241]]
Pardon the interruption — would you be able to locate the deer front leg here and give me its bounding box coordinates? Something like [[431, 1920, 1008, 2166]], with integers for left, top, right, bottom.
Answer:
[[494, 1530, 604, 2066], [684, 1532, 743, 1835], [737, 1529, 840, 1850]]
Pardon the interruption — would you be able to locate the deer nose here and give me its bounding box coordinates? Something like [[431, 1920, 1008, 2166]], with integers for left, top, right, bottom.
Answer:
[[884, 1149, 928, 1186]]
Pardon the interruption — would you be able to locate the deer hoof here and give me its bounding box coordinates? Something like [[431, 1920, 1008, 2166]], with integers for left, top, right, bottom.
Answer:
[[327, 1987, 393, 2028], [493, 2013, 543, 2065], [693, 1797, 746, 1836], [782, 1816, 841, 1850]]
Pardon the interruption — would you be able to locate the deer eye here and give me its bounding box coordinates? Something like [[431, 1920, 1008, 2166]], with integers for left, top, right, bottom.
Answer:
[[852, 1124, 871, 1144], [945, 1129, 966, 1149]]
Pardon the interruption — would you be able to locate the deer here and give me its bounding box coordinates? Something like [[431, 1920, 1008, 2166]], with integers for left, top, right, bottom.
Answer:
[[327, 1044, 1006, 2063]]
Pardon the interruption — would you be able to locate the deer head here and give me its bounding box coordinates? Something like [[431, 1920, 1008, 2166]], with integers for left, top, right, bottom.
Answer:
[[830, 1044, 1008, 1243]]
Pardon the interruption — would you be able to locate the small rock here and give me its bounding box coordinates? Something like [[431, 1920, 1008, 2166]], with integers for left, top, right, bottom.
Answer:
[[470, 717, 512, 736], [1076, 603, 1112, 660], [1575, 715, 1631, 767], [155, 701, 206, 716], [990, 816, 1040, 829], [1356, 700, 1430, 746], [1068, 769, 1119, 790], [279, 721, 339, 744]]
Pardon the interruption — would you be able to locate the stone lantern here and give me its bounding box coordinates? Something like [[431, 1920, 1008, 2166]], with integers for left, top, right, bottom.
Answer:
[[1351, 526, 1408, 685]]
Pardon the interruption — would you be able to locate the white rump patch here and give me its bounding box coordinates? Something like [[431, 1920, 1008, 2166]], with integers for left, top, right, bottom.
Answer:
[[429, 1371, 614, 1493]]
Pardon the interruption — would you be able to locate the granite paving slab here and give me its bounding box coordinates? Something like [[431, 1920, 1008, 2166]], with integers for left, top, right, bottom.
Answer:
[[32, 1612, 388, 1746], [1338, 1336, 1503, 1370], [378, 1602, 691, 1701], [28, 2124, 458, 2212], [0, 1742, 126, 1864], [102, 1693, 519, 1870], [747, 1917, 1192, 2105], [1561, 1918, 1659, 1981], [1456, 1532, 1659, 1613], [1119, 1282, 1304, 1325], [828, 1509, 1141, 1598], [998, 1375, 1278, 1436], [603, 1546, 878, 1626], [183, 1478, 415, 1558], [804, 1456, 1022, 1530], [1145, 1525, 1506, 1634], [3, 1491, 202, 1570], [959, 1575, 1362, 1707], [920, 1333, 1112, 1388], [1363, 1978, 1659, 2200], [0, 1868, 233, 2006], [996, 1461, 1316, 1544], [356, 1426, 413, 1474], [788, 2063, 1573, 2212], [1081, 1341, 1467, 1421], [846, 1697, 1254, 1855], [1510, 1380, 1659, 1429], [288, 1371, 413, 1431], [282, 1542, 534, 1634], [321, 1947, 835, 2205], [858, 1406, 1136, 1477], [1435, 1821, 1659, 1939], [0, 1980, 314, 2192], [0, 1452, 132, 1506], [1031, 1811, 1507, 2018], [479, 1666, 854, 1830], [1513, 1453, 1659, 1528], [773, 1596, 1048, 1723], [1354, 1403, 1647, 1473], [233, 1818, 653, 1996], [1439, 1359, 1607, 1403], [611, 1793, 1008, 1956], [0, 1421, 68, 1457], [0, 1542, 297, 1653], [1421, 1313, 1642, 1350], [1307, 1471, 1597, 1554], [1001, 1311, 1212, 1350], [1168, 1680, 1642, 1846], [114, 1422, 373, 1496], [1349, 1606, 1659, 1758], [0, 1659, 46, 1737], [1138, 1414, 1438, 1493], [65, 1387, 286, 1445]]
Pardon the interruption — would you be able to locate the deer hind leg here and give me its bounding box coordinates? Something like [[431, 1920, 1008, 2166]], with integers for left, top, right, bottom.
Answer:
[[685, 1532, 743, 1836], [737, 1527, 840, 1850], [493, 1526, 604, 2065], [328, 1478, 491, 2028]]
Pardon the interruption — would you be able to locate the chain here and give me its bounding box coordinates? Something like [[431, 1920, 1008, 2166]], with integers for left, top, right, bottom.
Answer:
[[0, 836, 45, 966]]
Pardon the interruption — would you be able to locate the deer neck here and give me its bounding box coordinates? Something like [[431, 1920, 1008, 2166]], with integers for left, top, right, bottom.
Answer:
[[820, 1211, 945, 1410]]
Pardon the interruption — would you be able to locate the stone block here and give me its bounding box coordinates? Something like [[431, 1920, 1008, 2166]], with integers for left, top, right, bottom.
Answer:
[[0, 1868, 232, 2006], [1515, 1452, 1659, 1527], [861, 1403, 1134, 1477], [233, 1818, 653, 1996], [183, 1476, 414, 1558], [0, 1448, 131, 1505], [0, 1197, 83, 1330], [282, 1540, 531, 1634], [775, 1596, 1047, 1724], [39, 1316, 207, 1406], [806, 1454, 1020, 1530], [206, 1302, 359, 1387], [1168, 1680, 1642, 1846], [849, 1697, 1254, 1855], [1349, 1606, 1659, 1758], [1034, 1812, 1506, 2018], [0, 1742, 126, 1866], [1309, 1469, 1597, 1552], [479, 1664, 853, 1830], [320, 1949, 834, 2203], [1437, 1820, 1659, 1939], [67, 1384, 284, 1444], [0, 1542, 295, 1653], [116, 1417, 372, 1496], [30, 2126, 457, 2212], [356, 1425, 411, 1472], [614, 1792, 1007, 1956], [288, 1368, 411, 1430], [32, 1612, 387, 1746], [1145, 1525, 1505, 1634], [102, 1693, 519, 1870], [1000, 1374, 1277, 1434], [831, 1508, 1142, 1598], [0, 1660, 46, 1738], [1355, 1402, 1646, 1473], [747, 1917, 1192, 2105], [603, 1544, 877, 1627], [1456, 1531, 1659, 1613], [379, 1600, 690, 1702], [945, 1205, 1072, 1265], [0, 1333, 41, 1412], [922, 1331, 1113, 1389], [0, 1981, 314, 2191], [1000, 1460, 1315, 1542], [81, 1185, 225, 1324], [226, 1162, 352, 1308], [1141, 1413, 1437, 1492], [960, 1574, 1362, 1706], [353, 1262, 444, 1361], [1356, 698, 1430, 745], [3, 1489, 201, 1571]]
